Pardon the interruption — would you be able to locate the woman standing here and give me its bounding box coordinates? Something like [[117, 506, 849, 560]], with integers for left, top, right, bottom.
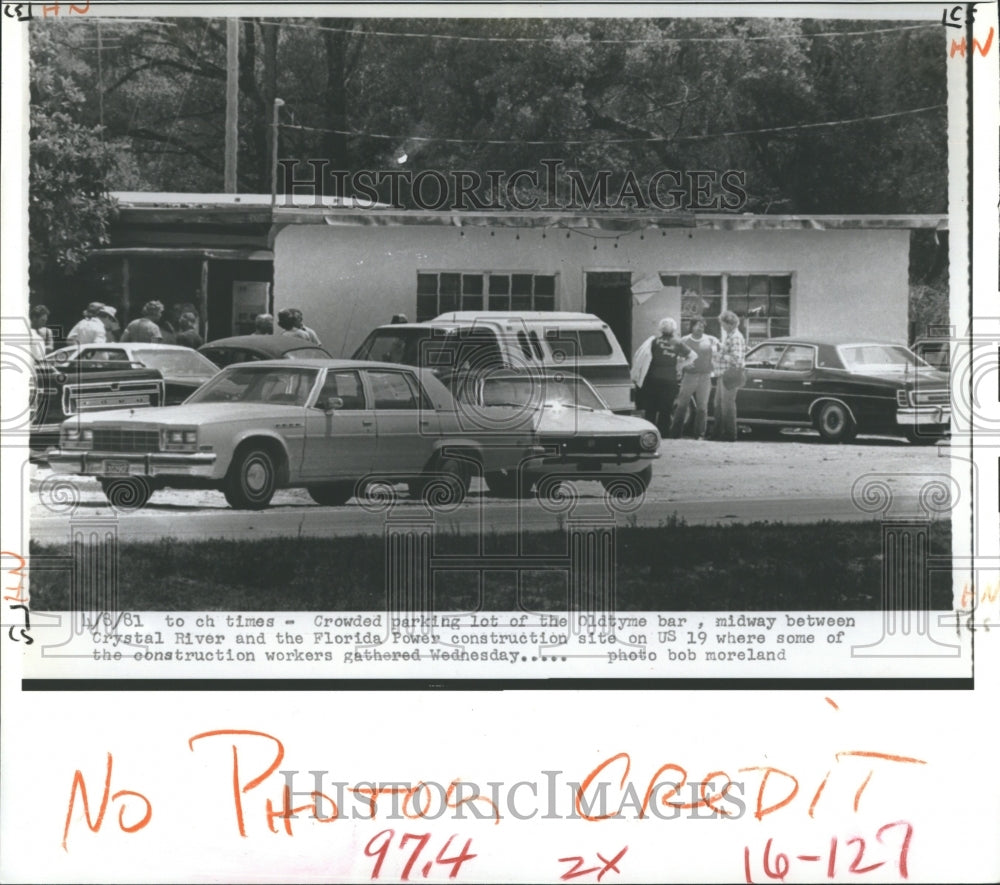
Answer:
[[712, 310, 747, 441], [631, 317, 692, 435]]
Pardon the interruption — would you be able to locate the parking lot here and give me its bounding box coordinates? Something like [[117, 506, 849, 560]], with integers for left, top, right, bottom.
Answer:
[[29, 431, 950, 542]]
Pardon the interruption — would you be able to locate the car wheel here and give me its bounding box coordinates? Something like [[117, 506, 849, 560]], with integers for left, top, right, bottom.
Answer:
[[601, 465, 652, 504], [100, 477, 153, 511], [224, 446, 277, 509], [815, 402, 857, 443], [422, 457, 469, 507], [484, 469, 532, 499], [307, 482, 353, 506]]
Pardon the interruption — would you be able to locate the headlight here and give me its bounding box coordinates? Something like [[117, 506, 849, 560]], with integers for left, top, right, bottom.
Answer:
[[639, 430, 660, 452], [162, 427, 198, 451], [61, 427, 93, 448]]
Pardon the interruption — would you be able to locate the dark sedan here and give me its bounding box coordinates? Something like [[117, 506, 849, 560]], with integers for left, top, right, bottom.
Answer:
[[199, 334, 331, 368], [736, 337, 950, 444]]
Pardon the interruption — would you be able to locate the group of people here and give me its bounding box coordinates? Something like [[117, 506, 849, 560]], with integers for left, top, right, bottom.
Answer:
[[632, 312, 747, 442], [53, 300, 205, 350], [28, 300, 323, 360], [251, 308, 322, 345]]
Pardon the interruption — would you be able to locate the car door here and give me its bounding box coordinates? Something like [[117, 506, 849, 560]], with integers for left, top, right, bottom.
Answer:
[[366, 369, 439, 476], [765, 344, 820, 421], [300, 368, 375, 480], [738, 342, 787, 420]]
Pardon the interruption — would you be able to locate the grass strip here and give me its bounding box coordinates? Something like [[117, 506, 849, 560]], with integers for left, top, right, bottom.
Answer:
[[28, 519, 951, 612]]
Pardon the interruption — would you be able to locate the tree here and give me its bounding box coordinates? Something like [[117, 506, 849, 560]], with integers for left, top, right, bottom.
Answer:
[[28, 27, 132, 302]]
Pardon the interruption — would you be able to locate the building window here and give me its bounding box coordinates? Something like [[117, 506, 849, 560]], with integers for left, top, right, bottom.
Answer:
[[416, 272, 557, 320], [659, 273, 792, 343]]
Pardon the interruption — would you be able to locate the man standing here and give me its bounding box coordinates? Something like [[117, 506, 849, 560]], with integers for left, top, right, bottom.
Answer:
[[669, 317, 719, 440], [712, 311, 747, 442], [121, 301, 165, 343], [29, 305, 55, 355], [174, 312, 204, 349], [66, 302, 111, 345]]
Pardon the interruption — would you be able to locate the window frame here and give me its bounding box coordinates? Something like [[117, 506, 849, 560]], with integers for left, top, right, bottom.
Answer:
[[659, 272, 793, 345], [416, 271, 558, 320]]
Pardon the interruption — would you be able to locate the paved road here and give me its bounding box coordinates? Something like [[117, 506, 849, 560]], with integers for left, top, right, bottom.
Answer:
[[28, 432, 950, 543]]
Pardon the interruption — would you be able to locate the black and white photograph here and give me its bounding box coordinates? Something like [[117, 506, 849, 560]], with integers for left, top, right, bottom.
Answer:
[[1, 2, 997, 881]]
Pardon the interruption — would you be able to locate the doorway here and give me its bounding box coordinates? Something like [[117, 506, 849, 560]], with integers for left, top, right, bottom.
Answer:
[[585, 271, 633, 358]]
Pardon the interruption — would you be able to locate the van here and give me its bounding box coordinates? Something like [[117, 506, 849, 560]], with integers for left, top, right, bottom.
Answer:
[[352, 312, 633, 413]]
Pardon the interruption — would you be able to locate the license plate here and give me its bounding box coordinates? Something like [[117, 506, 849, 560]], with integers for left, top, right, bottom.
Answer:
[[102, 460, 130, 475]]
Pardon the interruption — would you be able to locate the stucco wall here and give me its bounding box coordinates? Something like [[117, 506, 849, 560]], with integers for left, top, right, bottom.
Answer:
[[273, 224, 910, 358]]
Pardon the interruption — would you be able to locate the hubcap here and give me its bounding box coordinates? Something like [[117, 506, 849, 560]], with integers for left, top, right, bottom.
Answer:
[[245, 460, 268, 492]]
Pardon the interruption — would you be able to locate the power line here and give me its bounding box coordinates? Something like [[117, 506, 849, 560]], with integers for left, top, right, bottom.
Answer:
[[278, 104, 945, 148], [248, 19, 937, 45]]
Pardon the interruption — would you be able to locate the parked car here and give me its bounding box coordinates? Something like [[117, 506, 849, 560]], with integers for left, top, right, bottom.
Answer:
[[199, 334, 331, 368], [352, 312, 634, 413], [450, 370, 660, 498], [734, 337, 950, 443], [46, 360, 541, 510], [30, 359, 165, 452], [45, 343, 218, 404]]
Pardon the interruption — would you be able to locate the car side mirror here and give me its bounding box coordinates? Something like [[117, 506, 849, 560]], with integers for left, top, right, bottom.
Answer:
[[319, 396, 343, 413]]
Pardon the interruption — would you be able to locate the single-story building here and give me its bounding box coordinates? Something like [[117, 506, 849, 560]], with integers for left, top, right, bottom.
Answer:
[[93, 194, 946, 359]]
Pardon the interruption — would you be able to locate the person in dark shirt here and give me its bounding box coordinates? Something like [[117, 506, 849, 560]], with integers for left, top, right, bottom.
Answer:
[[174, 312, 204, 349], [631, 318, 692, 435]]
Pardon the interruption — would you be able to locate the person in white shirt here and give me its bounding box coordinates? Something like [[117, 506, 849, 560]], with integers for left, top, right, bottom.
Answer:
[[66, 302, 114, 345]]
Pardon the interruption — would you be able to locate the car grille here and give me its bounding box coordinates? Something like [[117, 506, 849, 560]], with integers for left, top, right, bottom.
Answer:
[[92, 429, 161, 453], [541, 435, 642, 457], [63, 380, 164, 415], [912, 390, 950, 406]]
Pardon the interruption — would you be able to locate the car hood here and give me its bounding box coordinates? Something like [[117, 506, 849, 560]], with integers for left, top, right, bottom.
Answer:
[[162, 374, 213, 386], [535, 407, 658, 435], [66, 402, 307, 427]]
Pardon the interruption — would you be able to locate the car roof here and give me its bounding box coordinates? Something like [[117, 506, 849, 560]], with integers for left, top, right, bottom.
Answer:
[[120, 343, 206, 352], [433, 311, 602, 323], [215, 358, 431, 372], [750, 336, 908, 348], [199, 335, 332, 356]]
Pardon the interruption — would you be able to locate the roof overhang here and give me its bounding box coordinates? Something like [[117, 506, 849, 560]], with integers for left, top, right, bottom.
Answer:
[[109, 193, 949, 233]]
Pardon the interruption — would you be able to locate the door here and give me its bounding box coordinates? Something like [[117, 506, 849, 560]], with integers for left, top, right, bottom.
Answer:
[[301, 369, 375, 480], [365, 369, 439, 477], [739, 342, 788, 421], [770, 344, 820, 420], [585, 272, 633, 358]]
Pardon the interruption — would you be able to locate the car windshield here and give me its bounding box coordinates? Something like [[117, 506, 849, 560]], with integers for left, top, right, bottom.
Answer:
[[353, 329, 438, 366], [186, 365, 320, 406], [131, 348, 218, 377], [838, 344, 929, 372], [468, 376, 607, 411]]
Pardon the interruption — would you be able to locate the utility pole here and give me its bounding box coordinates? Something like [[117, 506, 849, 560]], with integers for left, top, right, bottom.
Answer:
[[224, 18, 239, 193], [270, 98, 285, 210]]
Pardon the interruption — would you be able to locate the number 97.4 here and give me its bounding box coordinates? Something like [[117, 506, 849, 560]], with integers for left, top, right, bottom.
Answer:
[[364, 829, 477, 880]]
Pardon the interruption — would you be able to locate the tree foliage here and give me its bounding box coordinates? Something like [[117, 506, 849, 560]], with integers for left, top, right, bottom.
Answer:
[[31, 15, 946, 214], [28, 27, 137, 298]]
